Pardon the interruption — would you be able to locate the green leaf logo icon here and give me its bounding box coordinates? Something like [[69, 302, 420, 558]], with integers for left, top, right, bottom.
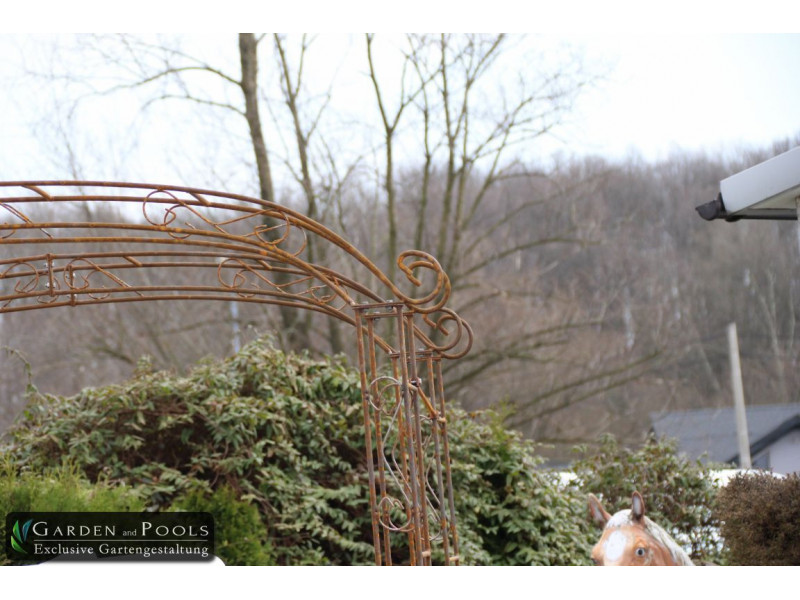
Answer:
[[10, 519, 32, 555]]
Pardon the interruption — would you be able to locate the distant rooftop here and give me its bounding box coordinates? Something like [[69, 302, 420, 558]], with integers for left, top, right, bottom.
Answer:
[[650, 403, 800, 464]]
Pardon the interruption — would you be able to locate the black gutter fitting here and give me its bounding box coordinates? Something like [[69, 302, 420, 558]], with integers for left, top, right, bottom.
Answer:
[[695, 193, 731, 221]]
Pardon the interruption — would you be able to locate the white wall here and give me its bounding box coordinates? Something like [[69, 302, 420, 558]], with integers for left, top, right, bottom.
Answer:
[[753, 429, 800, 475], [765, 429, 800, 475]]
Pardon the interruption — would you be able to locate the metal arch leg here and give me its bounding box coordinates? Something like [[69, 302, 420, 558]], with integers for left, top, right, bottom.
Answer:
[[354, 302, 460, 566]]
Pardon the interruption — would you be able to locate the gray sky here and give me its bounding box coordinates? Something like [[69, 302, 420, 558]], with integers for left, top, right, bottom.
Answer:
[[561, 33, 800, 160], [1, 31, 799, 185]]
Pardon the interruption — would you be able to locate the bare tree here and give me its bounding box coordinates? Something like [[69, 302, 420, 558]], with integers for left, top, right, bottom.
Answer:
[[10, 34, 797, 465], [7, 34, 647, 453], [361, 35, 661, 435]]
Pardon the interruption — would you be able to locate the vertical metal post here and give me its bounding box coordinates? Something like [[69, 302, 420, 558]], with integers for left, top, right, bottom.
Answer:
[[727, 322, 751, 468], [367, 316, 393, 565], [394, 304, 425, 565], [354, 307, 382, 564], [435, 358, 460, 564], [404, 310, 432, 564]]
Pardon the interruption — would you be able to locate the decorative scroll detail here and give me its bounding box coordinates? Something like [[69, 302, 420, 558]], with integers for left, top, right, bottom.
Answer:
[[0, 261, 40, 298], [0, 180, 473, 566], [217, 257, 278, 299], [395, 250, 450, 313], [0, 181, 472, 355], [141, 187, 306, 254], [65, 257, 143, 301]]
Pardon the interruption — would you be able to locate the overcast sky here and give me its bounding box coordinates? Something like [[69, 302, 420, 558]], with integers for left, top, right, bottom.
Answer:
[[560, 33, 800, 161], [1, 30, 799, 183]]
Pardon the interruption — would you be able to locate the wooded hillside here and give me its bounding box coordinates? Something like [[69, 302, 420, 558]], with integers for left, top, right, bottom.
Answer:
[[2, 139, 798, 465]]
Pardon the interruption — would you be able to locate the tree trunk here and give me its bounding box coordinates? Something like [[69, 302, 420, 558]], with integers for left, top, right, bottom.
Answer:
[[238, 33, 309, 351]]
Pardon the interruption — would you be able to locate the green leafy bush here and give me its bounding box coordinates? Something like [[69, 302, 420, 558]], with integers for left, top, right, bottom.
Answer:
[[2, 339, 595, 565], [715, 472, 800, 565], [569, 433, 724, 564], [3, 341, 372, 565], [449, 411, 594, 565]]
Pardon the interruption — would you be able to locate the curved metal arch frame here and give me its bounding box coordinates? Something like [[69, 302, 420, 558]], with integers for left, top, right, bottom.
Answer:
[[0, 181, 473, 565]]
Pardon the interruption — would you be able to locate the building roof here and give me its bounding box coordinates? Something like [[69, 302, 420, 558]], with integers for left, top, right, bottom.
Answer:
[[650, 403, 800, 464]]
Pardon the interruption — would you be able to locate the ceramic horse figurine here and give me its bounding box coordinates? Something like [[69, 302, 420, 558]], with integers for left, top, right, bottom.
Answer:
[[588, 491, 694, 566]]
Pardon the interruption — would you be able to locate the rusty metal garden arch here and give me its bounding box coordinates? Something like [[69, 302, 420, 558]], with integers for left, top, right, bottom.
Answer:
[[0, 181, 472, 565]]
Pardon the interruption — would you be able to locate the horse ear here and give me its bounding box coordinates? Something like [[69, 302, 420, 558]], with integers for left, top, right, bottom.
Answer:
[[631, 491, 645, 522], [588, 494, 611, 527]]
